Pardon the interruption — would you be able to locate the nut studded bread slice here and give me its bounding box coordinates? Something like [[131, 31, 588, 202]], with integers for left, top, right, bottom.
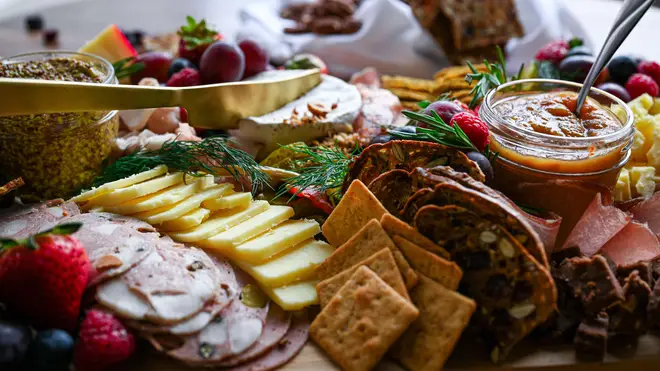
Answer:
[[367, 169, 415, 216], [413, 204, 556, 363]]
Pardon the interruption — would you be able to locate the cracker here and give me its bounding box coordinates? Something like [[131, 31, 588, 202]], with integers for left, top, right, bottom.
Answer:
[[388, 88, 437, 102], [392, 235, 462, 290], [317, 219, 417, 289], [433, 64, 486, 81], [434, 79, 474, 94], [310, 266, 419, 371], [322, 180, 388, 247], [400, 101, 422, 111], [381, 75, 439, 93], [393, 274, 476, 371], [380, 213, 450, 259], [316, 248, 409, 308]]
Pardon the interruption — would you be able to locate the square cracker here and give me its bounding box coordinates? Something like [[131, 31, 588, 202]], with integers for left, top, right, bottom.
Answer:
[[393, 274, 476, 371], [316, 248, 409, 308], [322, 180, 388, 247], [316, 219, 418, 289], [380, 213, 450, 259], [392, 235, 463, 290], [310, 266, 419, 371]]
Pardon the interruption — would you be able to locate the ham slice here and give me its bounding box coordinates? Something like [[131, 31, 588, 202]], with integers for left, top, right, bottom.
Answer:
[[0, 199, 80, 239], [561, 193, 632, 256], [350, 68, 403, 139], [600, 222, 660, 266], [630, 192, 660, 235]]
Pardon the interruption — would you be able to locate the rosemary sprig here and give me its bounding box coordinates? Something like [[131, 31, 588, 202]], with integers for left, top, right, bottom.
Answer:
[[91, 137, 270, 195], [113, 57, 145, 80], [464, 46, 523, 109]]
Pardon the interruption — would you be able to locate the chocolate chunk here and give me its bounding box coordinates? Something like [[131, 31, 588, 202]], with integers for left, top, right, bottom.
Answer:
[[618, 262, 652, 286], [647, 278, 660, 328], [608, 270, 651, 337], [557, 255, 624, 315], [574, 312, 608, 362]]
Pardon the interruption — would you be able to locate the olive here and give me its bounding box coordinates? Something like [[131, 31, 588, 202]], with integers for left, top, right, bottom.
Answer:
[[0, 320, 32, 369], [558, 55, 595, 83], [466, 151, 494, 184], [608, 55, 638, 85], [26, 329, 74, 371], [595, 82, 631, 103], [371, 135, 392, 145]]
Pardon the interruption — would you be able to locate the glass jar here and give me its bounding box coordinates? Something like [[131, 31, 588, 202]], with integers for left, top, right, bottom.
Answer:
[[0, 51, 120, 200]]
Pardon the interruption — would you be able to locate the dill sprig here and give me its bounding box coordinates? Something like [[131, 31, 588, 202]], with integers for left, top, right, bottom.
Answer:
[[464, 46, 523, 109], [92, 137, 270, 194], [276, 143, 359, 201], [112, 57, 145, 80]]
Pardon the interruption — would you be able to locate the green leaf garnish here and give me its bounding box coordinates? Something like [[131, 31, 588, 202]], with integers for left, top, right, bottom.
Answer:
[[568, 37, 584, 49], [113, 56, 145, 80], [178, 16, 218, 50], [464, 46, 520, 109]]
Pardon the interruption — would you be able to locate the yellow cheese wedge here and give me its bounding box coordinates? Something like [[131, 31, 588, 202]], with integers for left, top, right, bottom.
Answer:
[[203, 206, 296, 253], [614, 168, 632, 202], [71, 165, 168, 203], [103, 175, 214, 215], [261, 280, 319, 311], [228, 219, 321, 264], [202, 192, 252, 211], [138, 184, 232, 224], [159, 208, 211, 232], [630, 166, 656, 198], [170, 201, 270, 243], [85, 172, 185, 207], [235, 239, 333, 287]]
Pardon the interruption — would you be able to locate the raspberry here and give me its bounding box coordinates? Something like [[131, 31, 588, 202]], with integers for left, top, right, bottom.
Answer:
[[74, 310, 135, 371], [638, 61, 660, 85], [535, 40, 569, 65], [449, 112, 490, 151], [625, 73, 659, 99], [166, 67, 201, 87]]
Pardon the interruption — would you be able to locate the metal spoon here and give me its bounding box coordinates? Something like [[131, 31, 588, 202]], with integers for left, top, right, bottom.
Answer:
[[574, 0, 654, 115]]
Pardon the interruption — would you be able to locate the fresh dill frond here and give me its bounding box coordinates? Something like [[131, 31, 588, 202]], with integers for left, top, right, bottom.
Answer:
[[92, 137, 270, 195]]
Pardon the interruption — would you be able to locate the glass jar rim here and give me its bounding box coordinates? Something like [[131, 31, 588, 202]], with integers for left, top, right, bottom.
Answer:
[[480, 78, 634, 145], [1, 51, 116, 85]]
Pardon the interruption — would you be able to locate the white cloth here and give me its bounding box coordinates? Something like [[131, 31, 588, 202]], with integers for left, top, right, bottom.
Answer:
[[238, 0, 592, 79]]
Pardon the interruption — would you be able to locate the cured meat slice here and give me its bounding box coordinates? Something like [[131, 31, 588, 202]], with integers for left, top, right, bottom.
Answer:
[[560, 194, 631, 257], [600, 222, 660, 267], [413, 204, 556, 362], [367, 169, 414, 215], [353, 84, 402, 139], [630, 191, 660, 235], [402, 182, 548, 268], [343, 140, 485, 193], [0, 199, 80, 239]]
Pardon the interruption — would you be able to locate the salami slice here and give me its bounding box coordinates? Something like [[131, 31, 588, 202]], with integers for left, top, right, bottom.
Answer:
[[0, 199, 80, 239]]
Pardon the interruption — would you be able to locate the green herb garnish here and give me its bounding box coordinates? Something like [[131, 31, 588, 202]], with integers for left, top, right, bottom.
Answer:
[[464, 46, 522, 109], [112, 57, 144, 80], [91, 137, 269, 195], [178, 16, 218, 50]]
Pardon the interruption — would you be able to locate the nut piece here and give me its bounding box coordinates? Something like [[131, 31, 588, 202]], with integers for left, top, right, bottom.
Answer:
[[308, 103, 331, 118], [498, 238, 515, 258], [507, 303, 535, 319], [479, 230, 497, 244], [95, 255, 123, 271]]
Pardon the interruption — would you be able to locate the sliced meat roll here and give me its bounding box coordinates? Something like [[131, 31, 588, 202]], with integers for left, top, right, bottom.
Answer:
[[0, 199, 80, 239]]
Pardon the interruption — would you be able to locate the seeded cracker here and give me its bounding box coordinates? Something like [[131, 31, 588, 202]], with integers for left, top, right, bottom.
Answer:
[[316, 249, 409, 308], [393, 274, 475, 371], [316, 219, 418, 289], [322, 180, 388, 247], [392, 235, 462, 290], [310, 266, 419, 371], [380, 213, 450, 259]]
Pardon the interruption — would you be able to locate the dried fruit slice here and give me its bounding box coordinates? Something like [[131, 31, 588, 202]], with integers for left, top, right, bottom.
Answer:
[[413, 204, 556, 362]]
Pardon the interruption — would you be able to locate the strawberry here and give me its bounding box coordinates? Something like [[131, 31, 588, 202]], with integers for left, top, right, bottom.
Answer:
[[449, 112, 490, 151], [166, 68, 201, 87], [535, 40, 569, 65], [177, 16, 222, 65], [74, 309, 135, 371], [626, 73, 660, 99], [0, 223, 89, 331]]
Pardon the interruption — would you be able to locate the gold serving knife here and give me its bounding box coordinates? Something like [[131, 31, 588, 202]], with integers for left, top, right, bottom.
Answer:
[[0, 69, 321, 129]]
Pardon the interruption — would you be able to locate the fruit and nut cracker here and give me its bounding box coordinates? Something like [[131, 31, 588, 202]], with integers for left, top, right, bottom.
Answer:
[[392, 235, 463, 290], [380, 214, 450, 259], [381, 75, 439, 93], [317, 219, 418, 289], [316, 248, 409, 308], [387, 88, 437, 103], [393, 274, 476, 371], [310, 266, 419, 371], [322, 180, 388, 247]]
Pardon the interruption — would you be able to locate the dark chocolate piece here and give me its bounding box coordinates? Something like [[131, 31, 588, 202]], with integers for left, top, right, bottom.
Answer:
[[647, 276, 660, 328], [608, 271, 651, 337], [574, 312, 609, 362]]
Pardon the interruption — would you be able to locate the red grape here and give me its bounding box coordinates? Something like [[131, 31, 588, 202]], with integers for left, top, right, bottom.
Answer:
[[423, 101, 464, 125], [596, 82, 632, 102], [131, 51, 173, 84], [199, 41, 245, 84], [239, 39, 269, 78]]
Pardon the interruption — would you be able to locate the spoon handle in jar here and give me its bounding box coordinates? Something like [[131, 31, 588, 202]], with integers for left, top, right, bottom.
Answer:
[[574, 0, 654, 114]]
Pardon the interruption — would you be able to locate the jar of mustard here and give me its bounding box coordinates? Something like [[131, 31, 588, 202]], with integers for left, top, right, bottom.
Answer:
[[0, 51, 120, 200]]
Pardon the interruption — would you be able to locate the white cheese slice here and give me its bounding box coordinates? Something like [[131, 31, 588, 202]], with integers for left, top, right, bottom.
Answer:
[[170, 201, 270, 243], [229, 219, 321, 264], [71, 165, 168, 203], [261, 280, 319, 311], [85, 172, 184, 207], [235, 239, 334, 287], [159, 208, 211, 232], [202, 206, 295, 253], [233, 75, 361, 160], [136, 184, 232, 224], [104, 175, 214, 215], [202, 192, 253, 211]]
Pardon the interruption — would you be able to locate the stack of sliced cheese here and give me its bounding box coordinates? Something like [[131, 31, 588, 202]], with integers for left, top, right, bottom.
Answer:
[[71, 166, 334, 310]]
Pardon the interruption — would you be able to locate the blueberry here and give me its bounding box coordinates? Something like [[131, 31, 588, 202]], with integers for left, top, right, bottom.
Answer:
[[168, 58, 197, 79], [565, 45, 592, 58], [25, 15, 43, 32], [26, 329, 74, 371], [0, 320, 31, 369], [466, 151, 494, 184], [371, 135, 392, 145], [608, 56, 638, 85]]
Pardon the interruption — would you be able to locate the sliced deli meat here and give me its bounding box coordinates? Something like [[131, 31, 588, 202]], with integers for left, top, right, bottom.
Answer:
[[600, 222, 660, 267], [560, 193, 631, 257], [630, 191, 660, 235], [0, 199, 80, 239]]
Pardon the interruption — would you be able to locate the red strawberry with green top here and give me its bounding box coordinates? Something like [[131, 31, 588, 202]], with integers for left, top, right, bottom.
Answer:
[[0, 223, 89, 331], [535, 40, 569, 65], [177, 16, 222, 65], [74, 309, 135, 371]]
